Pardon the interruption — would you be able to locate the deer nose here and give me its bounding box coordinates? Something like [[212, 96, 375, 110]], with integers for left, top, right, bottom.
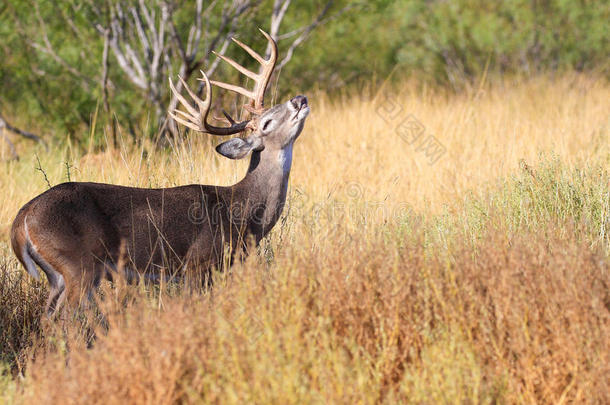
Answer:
[[291, 95, 308, 109]]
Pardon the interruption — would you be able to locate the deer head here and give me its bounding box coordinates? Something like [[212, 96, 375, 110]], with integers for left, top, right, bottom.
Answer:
[[168, 29, 309, 160]]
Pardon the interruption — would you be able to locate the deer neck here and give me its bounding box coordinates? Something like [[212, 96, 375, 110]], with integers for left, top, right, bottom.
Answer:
[[234, 142, 294, 240]]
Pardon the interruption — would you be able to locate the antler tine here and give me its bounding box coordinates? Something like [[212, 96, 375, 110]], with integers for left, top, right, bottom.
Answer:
[[253, 28, 278, 110], [168, 75, 208, 132], [169, 77, 200, 118], [209, 75, 256, 100], [210, 28, 278, 113], [231, 37, 265, 64], [211, 51, 258, 80], [169, 71, 249, 135]]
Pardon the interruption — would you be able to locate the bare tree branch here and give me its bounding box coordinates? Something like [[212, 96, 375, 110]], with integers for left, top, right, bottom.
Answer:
[[267, 0, 292, 52], [0, 129, 19, 161], [100, 25, 117, 146], [0, 113, 48, 150], [276, 1, 357, 70], [131, 7, 152, 58]]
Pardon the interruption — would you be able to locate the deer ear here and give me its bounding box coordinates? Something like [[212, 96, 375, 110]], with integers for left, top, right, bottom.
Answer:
[[216, 136, 264, 160]]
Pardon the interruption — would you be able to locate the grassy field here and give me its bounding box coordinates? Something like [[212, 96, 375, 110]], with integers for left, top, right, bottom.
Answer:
[[0, 74, 608, 404]]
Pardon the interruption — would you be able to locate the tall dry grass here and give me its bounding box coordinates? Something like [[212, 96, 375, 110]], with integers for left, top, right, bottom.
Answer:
[[0, 73, 608, 403]]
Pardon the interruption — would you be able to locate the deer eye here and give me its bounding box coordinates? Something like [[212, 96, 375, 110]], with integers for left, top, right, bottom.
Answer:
[[262, 119, 273, 131]]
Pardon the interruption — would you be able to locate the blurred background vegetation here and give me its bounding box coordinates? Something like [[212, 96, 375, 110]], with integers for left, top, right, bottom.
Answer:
[[0, 0, 608, 147]]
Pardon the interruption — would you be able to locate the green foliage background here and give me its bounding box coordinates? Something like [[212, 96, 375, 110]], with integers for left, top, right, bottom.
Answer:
[[0, 0, 608, 144]]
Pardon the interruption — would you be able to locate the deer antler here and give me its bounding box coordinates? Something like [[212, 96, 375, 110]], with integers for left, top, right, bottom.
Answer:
[[169, 71, 249, 135], [211, 28, 278, 114], [169, 29, 278, 135]]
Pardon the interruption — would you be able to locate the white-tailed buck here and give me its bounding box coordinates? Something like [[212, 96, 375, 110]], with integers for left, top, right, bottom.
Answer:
[[10, 29, 309, 316]]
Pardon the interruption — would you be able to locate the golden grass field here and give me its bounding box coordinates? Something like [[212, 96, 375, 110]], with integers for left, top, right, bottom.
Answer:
[[0, 74, 608, 403]]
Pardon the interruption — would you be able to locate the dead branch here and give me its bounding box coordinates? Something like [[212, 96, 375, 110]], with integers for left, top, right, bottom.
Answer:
[[0, 113, 48, 152], [272, 1, 358, 71], [0, 130, 19, 161]]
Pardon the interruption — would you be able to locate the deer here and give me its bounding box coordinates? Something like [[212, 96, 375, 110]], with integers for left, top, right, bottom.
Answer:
[[10, 29, 310, 317]]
